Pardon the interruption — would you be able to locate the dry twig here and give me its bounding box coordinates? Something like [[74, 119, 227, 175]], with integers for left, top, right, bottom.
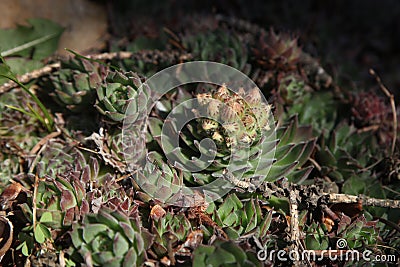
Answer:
[[29, 130, 61, 155], [326, 193, 400, 209], [0, 50, 192, 95], [32, 173, 39, 236], [289, 189, 303, 267], [0, 63, 60, 95]]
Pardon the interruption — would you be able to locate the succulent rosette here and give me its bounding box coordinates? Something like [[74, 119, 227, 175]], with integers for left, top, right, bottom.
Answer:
[[95, 71, 145, 123], [147, 82, 315, 192], [69, 206, 151, 267], [38, 57, 106, 112]]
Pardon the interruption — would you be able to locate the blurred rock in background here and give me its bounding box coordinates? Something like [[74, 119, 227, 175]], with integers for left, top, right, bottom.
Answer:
[[0, 0, 107, 55]]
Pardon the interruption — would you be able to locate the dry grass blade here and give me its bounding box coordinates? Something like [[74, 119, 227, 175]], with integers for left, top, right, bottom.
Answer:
[[32, 173, 39, 238]]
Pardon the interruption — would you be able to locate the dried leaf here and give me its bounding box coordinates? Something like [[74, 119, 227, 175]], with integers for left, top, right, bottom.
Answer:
[[0, 182, 24, 210], [60, 190, 76, 211], [0, 215, 13, 261]]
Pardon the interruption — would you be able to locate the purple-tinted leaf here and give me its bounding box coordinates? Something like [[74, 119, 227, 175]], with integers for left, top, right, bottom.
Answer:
[[134, 232, 144, 254], [72, 177, 85, 203], [120, 198, 130, 212], [119, 222, 135, 243], [60, 190, 76, 211], [75, 150, 86, 171], [81, 165, 90, 183], [90, 156, 99, 180], [54, 180, 66, 191], [113, 232, 129, 257], [80, 198, 89, 216], [123, 248, 137, 267], [63, 207, 75, 226], [337, 213, 352, 234]]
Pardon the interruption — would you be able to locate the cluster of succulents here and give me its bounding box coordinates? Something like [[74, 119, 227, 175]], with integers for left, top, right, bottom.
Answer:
[[147, 82, 315, 191], [32, 141, 90, 229], [0, 13, 399, 267], [150, 207, 192, 260], [178, 29, 250, 72], [351, 91, 388, 127], [207, 194, 272, 240]]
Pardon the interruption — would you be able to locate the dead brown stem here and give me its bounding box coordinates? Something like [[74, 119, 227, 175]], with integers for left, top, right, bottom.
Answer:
[[327, 193, 400, 209], [0, 51, 192, 95], [289, 190, 302, 266], [32, 173, 39, 235]]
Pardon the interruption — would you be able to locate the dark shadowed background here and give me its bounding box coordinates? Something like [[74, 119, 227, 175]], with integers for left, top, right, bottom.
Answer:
[[2, 0, 399, 95]]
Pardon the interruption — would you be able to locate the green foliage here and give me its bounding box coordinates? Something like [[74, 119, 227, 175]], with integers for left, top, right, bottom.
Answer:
[[34, 221, 52, 244], [304, 222, 329, 250], [193, 239, 261, 267], [0, 18, 63, 59], [0, 89, 41, 187], [0, 56, 54, 131], [110, 50, 185, 78], [150, 210, 192, 257], [137, 151, 184, 202], [95, 71, 143, 122], [285, 90, 337, 134], [315, 123, 380, 186], [38, 57, 106, 113], [0, 155, 20, 190], [16, 231, 35, 256], [336, 215, 379, 249], [149, 84, 315, 187], [270, 116, 316, 183], [70, 207, 150, 267], [180, 29, 250, 72], [0, 18, 64, 84], [210, 194, 273, 240], [15, 214, 53, 255], [0, 13, 398, 267]]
